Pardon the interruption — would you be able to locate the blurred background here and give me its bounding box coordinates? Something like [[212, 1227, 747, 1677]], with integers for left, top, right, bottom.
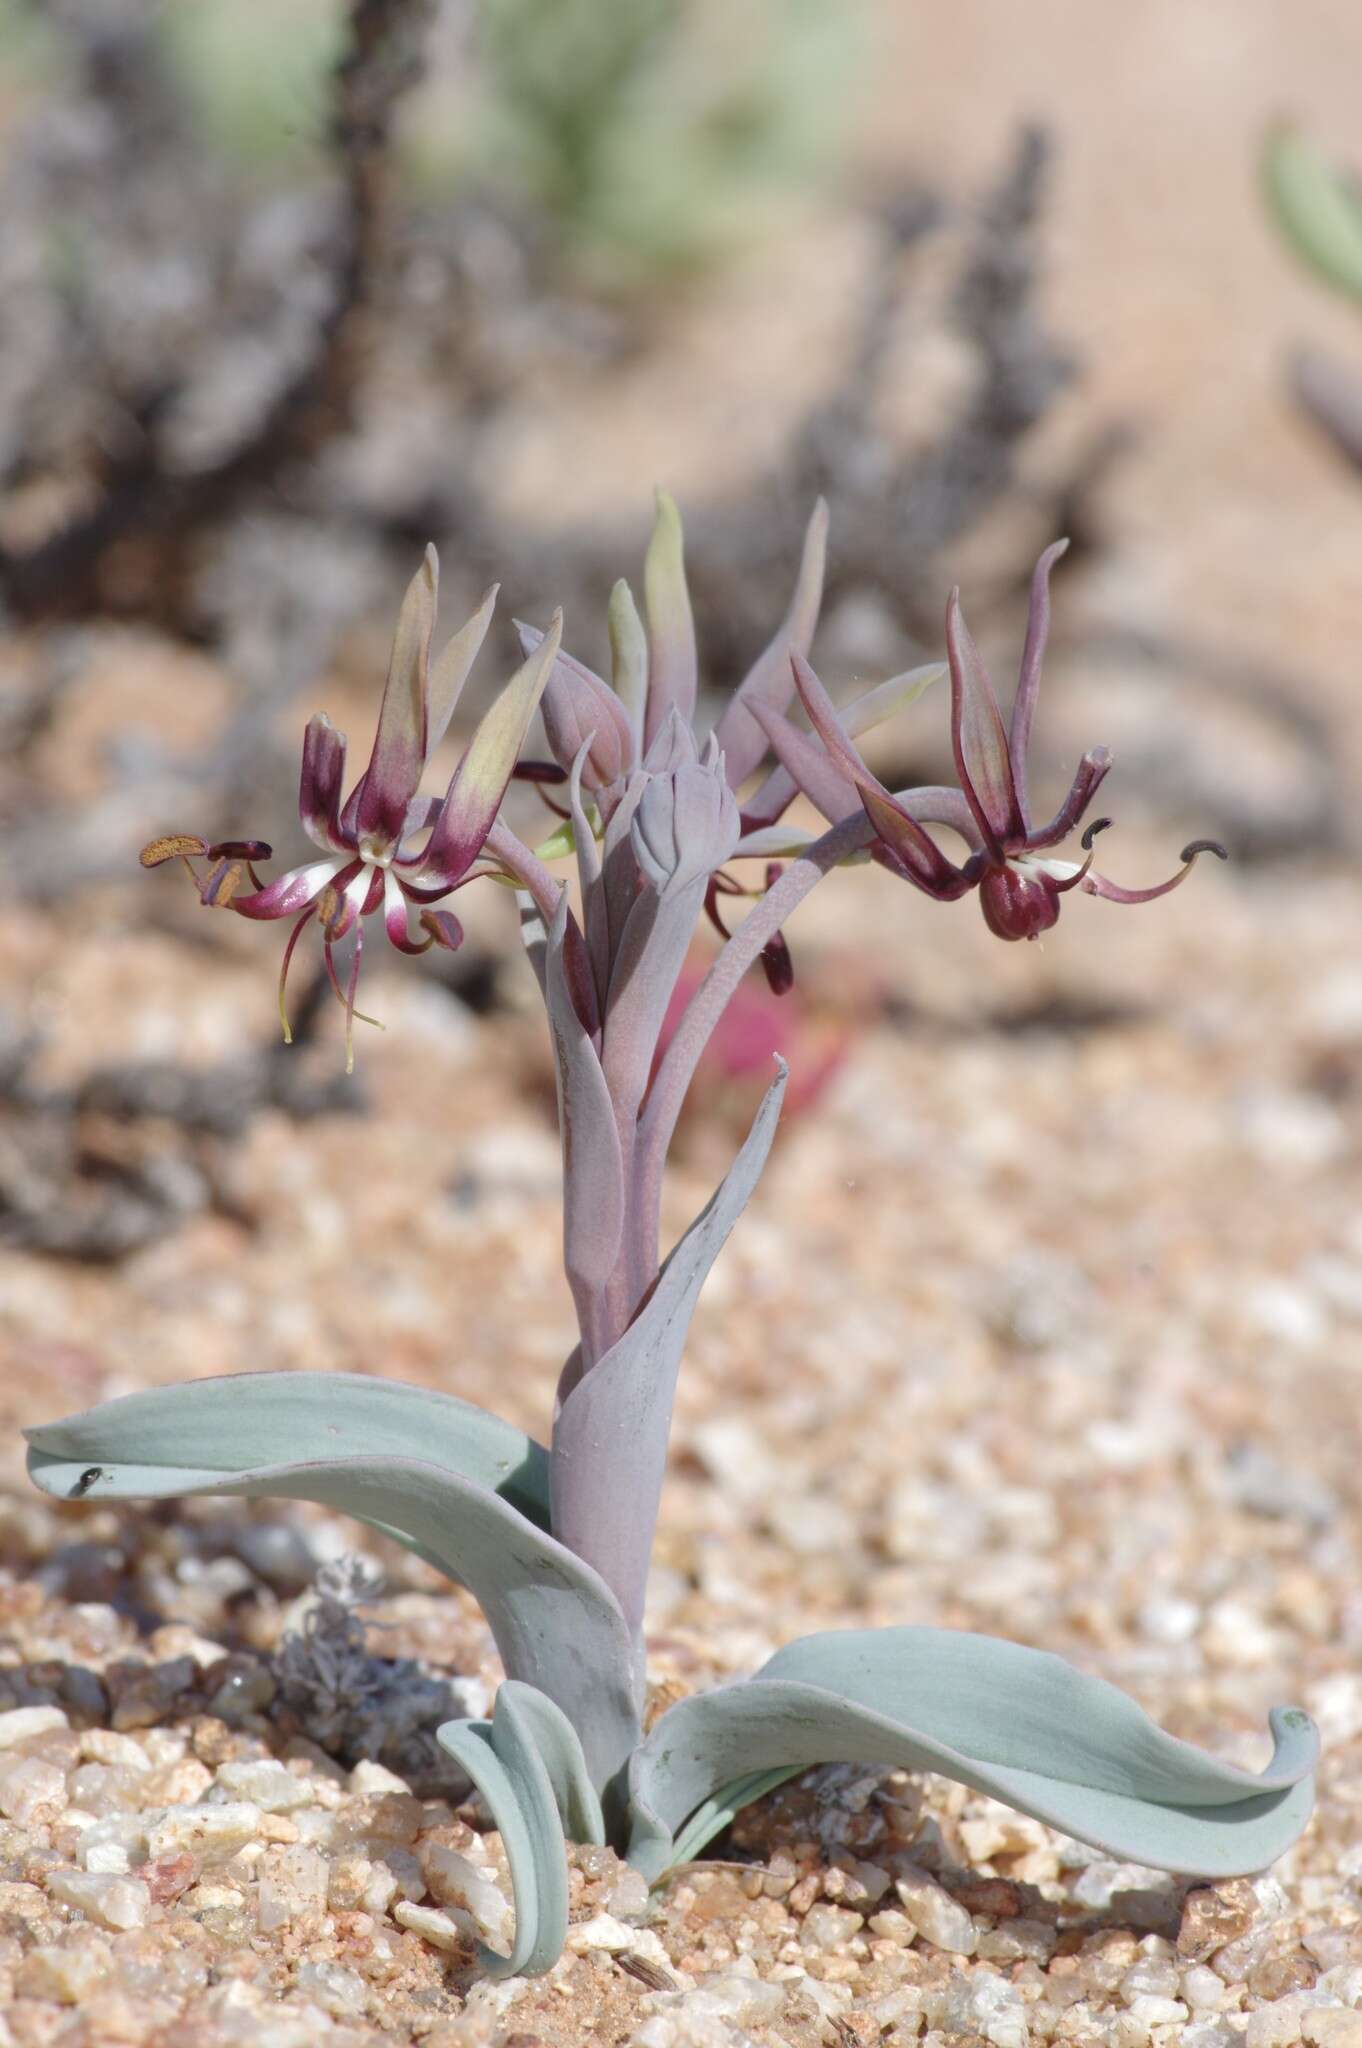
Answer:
[[1, 0, 1362, 1892]]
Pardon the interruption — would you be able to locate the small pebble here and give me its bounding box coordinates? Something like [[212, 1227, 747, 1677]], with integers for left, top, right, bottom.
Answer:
[[146, 1800, 263, 1863], [215, 1758, 316, 1812], [0, 1753, 68, 1824], [799, 1901, 863, 1953], [894, 1867, 977, 1955], [393, 1900, 472, 1952], [420, 1841, 512, 1944], [46, 1869, 150, 1930], [1179, 1879, 1260, 1960], [256, 1844, 329, 1931], [16, 1938, 112, 2003], [0, 1706, 70, 1749]]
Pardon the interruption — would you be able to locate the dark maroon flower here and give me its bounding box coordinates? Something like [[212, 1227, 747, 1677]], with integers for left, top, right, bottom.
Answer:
[[758, 542, 1226, 941], [142, 549, 562, 1064]]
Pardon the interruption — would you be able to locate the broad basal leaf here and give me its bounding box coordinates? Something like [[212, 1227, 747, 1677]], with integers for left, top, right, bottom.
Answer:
[[438, 1681, 581, 1978], [23, 1370, 551, 1527], [627, 1626, 1317, 1881]]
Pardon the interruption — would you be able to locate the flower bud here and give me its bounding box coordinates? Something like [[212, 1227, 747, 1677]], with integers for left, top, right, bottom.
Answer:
[[515, 623, 634, 792], [631, 761, 739, 899]]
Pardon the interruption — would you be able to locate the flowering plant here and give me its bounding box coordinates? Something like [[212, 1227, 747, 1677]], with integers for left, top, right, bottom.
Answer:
[[27, 497, 1315, 1978]]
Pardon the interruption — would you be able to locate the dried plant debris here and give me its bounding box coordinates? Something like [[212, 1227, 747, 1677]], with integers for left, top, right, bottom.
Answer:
[[0, 17, 1089, 667], [682, 129, 1088, 662], [0, 0, 435, 626], [0, 973, 358, 1261]]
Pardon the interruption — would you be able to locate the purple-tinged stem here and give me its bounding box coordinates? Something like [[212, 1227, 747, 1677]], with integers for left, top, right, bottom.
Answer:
[[634, 811, 872, 1266], [484, 820, 561, 923], [488, 821, 601, 1038]]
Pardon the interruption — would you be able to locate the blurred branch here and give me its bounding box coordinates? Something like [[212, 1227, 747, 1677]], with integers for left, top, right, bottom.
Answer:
[[638, 127, 1091, 666], [1290, 343, 1362, 474], [0, 0, 434, 624], [0, 968, 360, 1262]]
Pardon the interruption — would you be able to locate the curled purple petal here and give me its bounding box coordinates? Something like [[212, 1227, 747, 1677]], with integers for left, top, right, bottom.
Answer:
[[1026, 747, 1112, 851], [382, 871, 429, 956], [299, 713, 349, 852], [231, 857, 345, 922], [791, 656, 972, 899], [947, 587, 1025, 853], [380, 873, 465, 957]]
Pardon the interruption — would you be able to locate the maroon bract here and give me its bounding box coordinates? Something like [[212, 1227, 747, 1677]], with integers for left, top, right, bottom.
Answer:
[[142, 549, 561, 1067]]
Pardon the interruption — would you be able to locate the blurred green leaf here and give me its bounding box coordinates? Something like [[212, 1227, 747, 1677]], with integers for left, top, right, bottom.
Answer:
[[1263, 124, 1362, 309], [155, 0, 342, 172]]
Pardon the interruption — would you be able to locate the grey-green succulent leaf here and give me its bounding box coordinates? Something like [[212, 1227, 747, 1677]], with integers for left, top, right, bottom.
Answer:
[[436, 1682, 578, 1979], [550, 1061, 788, 1636], [23, 1370, 551, 1527], [26, 1421, 640, 1800], [626, 1626, 1318, 1883], [491, 1681, 607, 1849], [1263, 124, 1362, 307]]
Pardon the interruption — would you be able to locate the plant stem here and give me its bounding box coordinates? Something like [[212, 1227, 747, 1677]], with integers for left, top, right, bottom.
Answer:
[[634, 811, 871, 1264]]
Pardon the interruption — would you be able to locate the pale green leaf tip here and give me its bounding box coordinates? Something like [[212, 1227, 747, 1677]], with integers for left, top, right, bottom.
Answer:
[[1262, 122, 1362, 302], [648, 488, 685, 565], [531, 821, 578, 862]]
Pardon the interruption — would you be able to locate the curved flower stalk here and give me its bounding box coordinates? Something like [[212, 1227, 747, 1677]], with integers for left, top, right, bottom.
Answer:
[[33, 493, 1317, 1979], [142, 548, 563, 1068]]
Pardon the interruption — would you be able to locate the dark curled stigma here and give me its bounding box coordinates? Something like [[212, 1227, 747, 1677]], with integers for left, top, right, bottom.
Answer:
[[70, 1467, 102, 1498], [1182, 838, 1228, 863]]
